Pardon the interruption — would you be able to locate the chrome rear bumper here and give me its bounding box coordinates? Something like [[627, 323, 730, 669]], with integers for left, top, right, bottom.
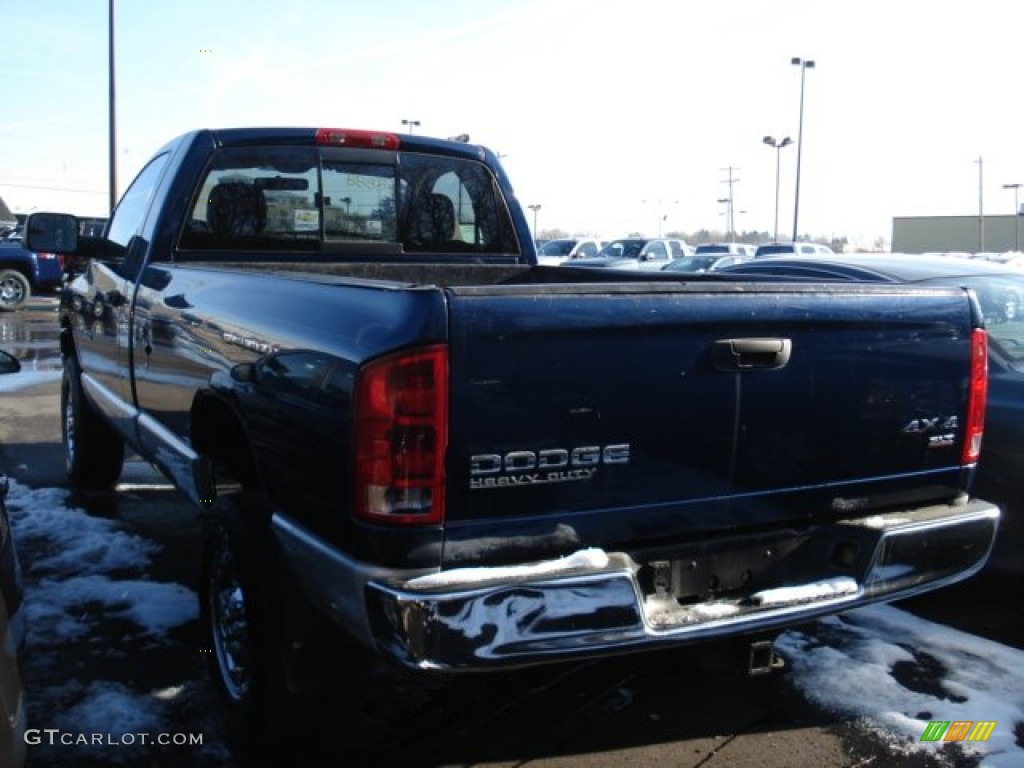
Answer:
[[365, 499, 999, 670]]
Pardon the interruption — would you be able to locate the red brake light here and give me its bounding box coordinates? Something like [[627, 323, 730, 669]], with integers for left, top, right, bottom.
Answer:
[[353, 345, 448, 525], [315, 128, 400, 150], [962, 328, 987, 464]]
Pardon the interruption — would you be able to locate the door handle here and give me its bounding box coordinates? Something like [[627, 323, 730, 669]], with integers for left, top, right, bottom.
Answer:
[[712, 338, 792, 371]]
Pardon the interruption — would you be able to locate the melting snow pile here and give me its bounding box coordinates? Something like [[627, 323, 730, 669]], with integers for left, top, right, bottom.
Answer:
[[777, 604, 1024, 767]]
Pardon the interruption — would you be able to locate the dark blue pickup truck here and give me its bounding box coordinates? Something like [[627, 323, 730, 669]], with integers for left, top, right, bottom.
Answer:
[[0, 241, 63, 310], [27, 127, 999, 740]]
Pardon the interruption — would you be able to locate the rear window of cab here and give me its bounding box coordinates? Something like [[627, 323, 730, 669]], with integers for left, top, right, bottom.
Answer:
[[177, 146, 519, 257]]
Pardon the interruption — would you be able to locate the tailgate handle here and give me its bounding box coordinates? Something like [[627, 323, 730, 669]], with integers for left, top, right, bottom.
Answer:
[[712, 338, 792, 371]]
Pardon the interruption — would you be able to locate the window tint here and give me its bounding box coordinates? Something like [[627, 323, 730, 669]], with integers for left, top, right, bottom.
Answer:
[[179, 147, 517, 256], [399, 153, 517, 253], [322, 161, 397, 241]]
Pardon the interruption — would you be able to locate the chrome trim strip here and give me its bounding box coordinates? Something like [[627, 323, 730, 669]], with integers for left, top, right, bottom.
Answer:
[[136, 412, 199, 465], [82, 372, 135, 421]]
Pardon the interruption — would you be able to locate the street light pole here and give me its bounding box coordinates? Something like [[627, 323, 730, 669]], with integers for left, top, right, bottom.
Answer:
[[791, 57, 815, 243], [716, 198, 731, 239], [763, 135, 792, 242], [527, 204, 542, 239], [108, 0, 117, 213], [974, 156, 986, 252], [1004, 182, 1021, 251], [401, 119, 421, 135], [719, 167, 740, 240]]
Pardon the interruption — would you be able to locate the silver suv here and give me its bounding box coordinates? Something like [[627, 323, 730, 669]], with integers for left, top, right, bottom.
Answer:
[[695, 242, 756, 258]]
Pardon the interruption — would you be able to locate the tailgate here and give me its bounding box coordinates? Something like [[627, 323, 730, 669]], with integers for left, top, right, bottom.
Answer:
[[442, 282, 979, 567]]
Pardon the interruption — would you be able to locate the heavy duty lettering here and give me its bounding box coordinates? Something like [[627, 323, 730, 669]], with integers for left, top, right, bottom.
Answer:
[[469, 444, 629, 488]]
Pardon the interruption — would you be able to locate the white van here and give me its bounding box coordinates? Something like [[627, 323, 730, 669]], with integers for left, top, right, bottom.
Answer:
[[754, 242, 834, 259]]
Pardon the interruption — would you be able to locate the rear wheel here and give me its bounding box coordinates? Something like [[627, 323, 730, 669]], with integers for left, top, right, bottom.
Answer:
[[0, 270, 30, 311], [200, 494, 296, 746], [61, 356, 124, 488]]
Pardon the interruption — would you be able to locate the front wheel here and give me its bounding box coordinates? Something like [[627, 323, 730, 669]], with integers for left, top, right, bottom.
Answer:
[[0, 269, 30, 311], [61, 357, 125, 488]]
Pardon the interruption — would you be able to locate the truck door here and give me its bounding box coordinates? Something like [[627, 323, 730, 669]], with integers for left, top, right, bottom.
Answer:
[[69, 153, 170, 439]]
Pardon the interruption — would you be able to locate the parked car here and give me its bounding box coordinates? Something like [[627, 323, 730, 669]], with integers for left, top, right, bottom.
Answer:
[[694, 242, 756, 258], [662, 253, 750, 273], [536, 238, 604, 265], [0, 241, 64, 311], [0, 351, 26, 768], [561, 237, 676, 270], [716, 252, 1024, 557], [754, 242, 834, 258]]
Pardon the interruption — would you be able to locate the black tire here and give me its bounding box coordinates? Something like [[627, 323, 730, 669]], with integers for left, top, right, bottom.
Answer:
[[200, 493, 297, 747], [0, 269, 30, 312], [61, 356, 125, 488]]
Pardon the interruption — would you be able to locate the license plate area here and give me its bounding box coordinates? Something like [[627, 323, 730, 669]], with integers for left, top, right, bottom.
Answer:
[[635, 524, 878, 605]]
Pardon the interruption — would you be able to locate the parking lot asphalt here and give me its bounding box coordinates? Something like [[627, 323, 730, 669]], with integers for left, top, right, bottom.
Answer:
[[2, 297, 1020, 768]]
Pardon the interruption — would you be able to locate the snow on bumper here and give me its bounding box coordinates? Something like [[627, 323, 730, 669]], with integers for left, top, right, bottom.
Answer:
[[366, 499, 999, 670]]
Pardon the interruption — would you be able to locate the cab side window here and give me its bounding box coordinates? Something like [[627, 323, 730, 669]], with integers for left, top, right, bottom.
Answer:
[[644, 241, 668, 261], [107, 152, 170, 277]]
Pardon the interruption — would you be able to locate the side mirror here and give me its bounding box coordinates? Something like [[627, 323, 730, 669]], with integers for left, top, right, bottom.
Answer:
[[25, 212, 80, 253], [0, 350, 21, 374]]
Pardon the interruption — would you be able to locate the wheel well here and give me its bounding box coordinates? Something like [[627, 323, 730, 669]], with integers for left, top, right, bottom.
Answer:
[[0, 263, 31, 281], [192, 394, 261, 490]]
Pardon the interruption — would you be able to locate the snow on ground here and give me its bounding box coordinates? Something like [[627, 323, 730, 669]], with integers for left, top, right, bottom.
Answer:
[[5, 479, 202, 762], [6, 475, 1024, 765], [777, 604, 1024, 767]]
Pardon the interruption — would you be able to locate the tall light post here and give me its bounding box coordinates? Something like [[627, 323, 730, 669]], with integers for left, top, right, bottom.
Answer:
[[1004, 182, 1021, 251], [976, 157, 985, 252], [763, 135, 792, 242], [108, 0, 117, 212], [719, 167, 740, 241], [527, 204, 542, 239], [791, 57, 815, 243], [401, 119, 421, 134]]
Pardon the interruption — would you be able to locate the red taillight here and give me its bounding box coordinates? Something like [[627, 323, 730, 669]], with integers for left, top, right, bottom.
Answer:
[[315, 128, 401, 150], [353, 345, 448, 525], [962, 328, 988, 464]]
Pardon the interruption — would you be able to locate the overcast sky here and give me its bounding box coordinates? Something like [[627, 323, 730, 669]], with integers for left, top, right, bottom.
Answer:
[[2, 0, 1022, 247]]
